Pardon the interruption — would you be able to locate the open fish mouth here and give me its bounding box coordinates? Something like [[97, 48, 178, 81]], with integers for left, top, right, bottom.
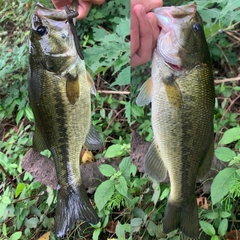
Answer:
[[154, 5, 197, 71], [165, 62, 183, 71]]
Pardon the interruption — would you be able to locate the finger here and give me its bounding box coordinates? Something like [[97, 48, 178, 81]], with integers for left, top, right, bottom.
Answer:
[[52, 0, 72, 9], [131, 5, 153, 67], [146, 12, 160, 51], [131, 7, 140, 58], [76, 2, 92, 19], [131, 0, 163, 12]]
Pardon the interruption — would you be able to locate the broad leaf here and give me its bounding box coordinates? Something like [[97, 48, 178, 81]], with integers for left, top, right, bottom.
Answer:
[[219, 127, 240, 145], [94, 180, 115, 211], [200, 221, 215, 236], [99, 164, 116, 177], [211, 168, 236, 204], [215, 147, 236, 162]]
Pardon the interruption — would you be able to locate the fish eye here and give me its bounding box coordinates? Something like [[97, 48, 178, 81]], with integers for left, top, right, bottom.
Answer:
[[36, 26, 47, 36], [192, 23, 202, 33]]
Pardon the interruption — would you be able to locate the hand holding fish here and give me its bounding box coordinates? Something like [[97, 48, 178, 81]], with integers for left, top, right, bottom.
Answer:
[[131, 0, 163, 67], [52, 0, 105, 18]]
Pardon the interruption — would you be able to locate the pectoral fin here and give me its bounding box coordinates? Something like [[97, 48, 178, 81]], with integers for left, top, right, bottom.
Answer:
[[164, 82, 183, 108], [33, 124, 48, 152], [136, 77, 153, 106], [84, 124, 103, 150], [66, 73, 80, 105], [144, 140, 167, 182], [86, 72, 96, 95], [198, 136, 214, 179]]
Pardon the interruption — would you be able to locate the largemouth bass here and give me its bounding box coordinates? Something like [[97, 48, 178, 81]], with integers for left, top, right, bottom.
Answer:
[[28, 3, 102, 237], [136, 3, 214, 238]]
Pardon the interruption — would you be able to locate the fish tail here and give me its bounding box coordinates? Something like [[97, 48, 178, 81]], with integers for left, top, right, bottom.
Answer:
[[163, 198, 199, 238], [55, 185, 99, 238]]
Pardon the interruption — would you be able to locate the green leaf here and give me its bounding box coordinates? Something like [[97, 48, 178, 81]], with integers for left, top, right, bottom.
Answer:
[[147, 220, 157, 236], [125, 101, 131, 124], [131, 218, 143, 226], [92, 228, 101, 240], [119, 157, 131, 179], [115, 18, 130, 40], [10, 231, 22, 240], [16, 107, 24, 124], [2, 223, 7, 236], [219, 127, 240, 145], [116, 176, 128, 198], [215, 147, 236, 162], [24, 217, 39, 228], [218, 218, 228, 236], [104, 144, 123, 158], [111, 66, 130, 86], [200, 221, 216, 236], [160, 187, 170, 201], [211, 168, 236, 204], [94, 179, 115, 211], [0, 202, 8, 218], [151, 181, 160, 205], [1, 195, 11, 204], [24, 106, 34, 121], [15, 183, 26, 198], [205, 211, 219, 220], [211, 236, 220, 240], [116, 222, 126, 240], [219, 211, 231, 218], [132, 207, 146, 220], [99, 164, 116, 177]]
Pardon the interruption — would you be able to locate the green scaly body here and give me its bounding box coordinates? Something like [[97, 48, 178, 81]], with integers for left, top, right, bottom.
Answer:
[[28, 3, 101, 237], [137, 3, 215, 238]]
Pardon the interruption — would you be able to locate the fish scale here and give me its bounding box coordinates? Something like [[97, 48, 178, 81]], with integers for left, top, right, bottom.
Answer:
[[28, 3, 102, 238], [136, 3, 215, 238]]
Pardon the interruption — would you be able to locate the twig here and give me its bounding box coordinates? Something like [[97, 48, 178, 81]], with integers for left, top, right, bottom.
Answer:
[[216, 43, 234, 74], [214, 76, 240, 83], [0, 164, 16, 188], [97, 90, 130, 95], [220, 95, 240, 121]]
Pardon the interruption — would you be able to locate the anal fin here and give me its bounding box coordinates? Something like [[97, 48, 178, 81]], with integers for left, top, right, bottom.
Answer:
[[144, 140, 167, 182]]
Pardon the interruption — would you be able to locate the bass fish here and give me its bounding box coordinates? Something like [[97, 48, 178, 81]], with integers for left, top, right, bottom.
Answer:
[[136, 3, 214, 238], [28, 3, 102, 237]]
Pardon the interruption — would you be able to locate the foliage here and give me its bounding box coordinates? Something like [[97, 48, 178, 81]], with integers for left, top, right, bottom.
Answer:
[[0, 0, 239, 239], [0, 0, 130, 239]]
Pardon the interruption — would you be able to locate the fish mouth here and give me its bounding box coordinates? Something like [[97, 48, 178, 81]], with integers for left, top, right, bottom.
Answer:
[[157, 31, 182, 71], [165, 62, 183, 71], [154, 4, 197, 72]]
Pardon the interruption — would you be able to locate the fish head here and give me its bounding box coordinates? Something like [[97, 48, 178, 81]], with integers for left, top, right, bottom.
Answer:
[[154, 3, 209, 71], [29, 3, 76, 72]]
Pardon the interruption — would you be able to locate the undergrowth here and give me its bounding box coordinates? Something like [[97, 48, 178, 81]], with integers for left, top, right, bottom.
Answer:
[[0, 0, 239, 239]]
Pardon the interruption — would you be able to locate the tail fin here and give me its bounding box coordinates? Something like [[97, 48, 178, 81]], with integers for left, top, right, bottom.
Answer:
[[163, 199, 199, 238], [55, 185, 99, 238]]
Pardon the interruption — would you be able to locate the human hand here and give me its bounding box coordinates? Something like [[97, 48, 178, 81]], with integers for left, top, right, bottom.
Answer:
[[131, 0, 163, 67], [52, 0, 105, 19]]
